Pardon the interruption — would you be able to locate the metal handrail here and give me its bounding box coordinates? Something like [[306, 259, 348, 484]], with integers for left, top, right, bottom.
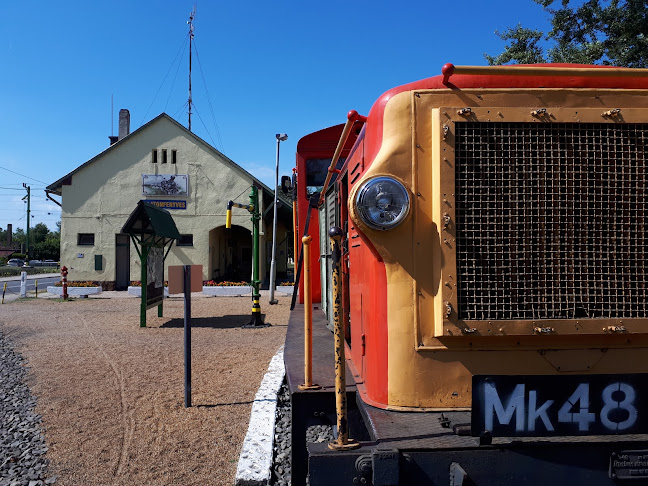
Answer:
[[317, 110, 367, 207], [442, 63, 648, 83]]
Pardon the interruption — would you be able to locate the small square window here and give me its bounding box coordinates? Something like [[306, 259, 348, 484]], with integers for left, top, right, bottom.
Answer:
[[78, 233, 95, 246], [177, 234, 193, 247], [152, 149, 158, 163], [161, 149, 168, 164], [172, 150, 177, 164]]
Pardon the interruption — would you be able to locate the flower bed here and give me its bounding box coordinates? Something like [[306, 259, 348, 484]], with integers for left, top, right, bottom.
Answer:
[[53, 281, 99, 287], [202, 281, 251, 296], [202, 281, 249, 287], [129, 281, 168, 287], [47, 286, 102, 298]]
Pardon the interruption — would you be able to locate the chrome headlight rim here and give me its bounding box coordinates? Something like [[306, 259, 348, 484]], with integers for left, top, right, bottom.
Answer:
[[355, 176, 410, 231]]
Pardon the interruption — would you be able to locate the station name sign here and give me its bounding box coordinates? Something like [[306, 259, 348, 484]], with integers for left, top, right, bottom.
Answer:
[[145, 200, 187, 210]]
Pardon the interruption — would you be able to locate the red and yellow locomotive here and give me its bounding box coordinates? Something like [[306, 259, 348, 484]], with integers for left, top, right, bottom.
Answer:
[[285, 63, 648, 485]]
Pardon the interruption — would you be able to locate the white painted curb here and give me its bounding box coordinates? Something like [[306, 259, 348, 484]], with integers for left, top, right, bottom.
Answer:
[[275, 286, 294, 295], [235, 346, 285, 486], [46, 286, 102, 297], [202, 286, 251, 297], [127, 286, 169, 297]]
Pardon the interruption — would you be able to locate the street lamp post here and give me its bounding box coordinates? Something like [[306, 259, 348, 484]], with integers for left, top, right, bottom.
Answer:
[[269, 133, 288, 304]]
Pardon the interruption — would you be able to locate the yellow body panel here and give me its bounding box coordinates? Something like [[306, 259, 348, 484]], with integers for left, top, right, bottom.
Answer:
[[349, 88, 648, 409]]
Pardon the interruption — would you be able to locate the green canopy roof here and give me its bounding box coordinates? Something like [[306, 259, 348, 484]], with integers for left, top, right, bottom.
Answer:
[[122, 201, 181, 240]]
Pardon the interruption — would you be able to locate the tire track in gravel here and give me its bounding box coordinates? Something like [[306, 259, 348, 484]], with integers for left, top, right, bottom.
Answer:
[[75, 315, 135, 480]]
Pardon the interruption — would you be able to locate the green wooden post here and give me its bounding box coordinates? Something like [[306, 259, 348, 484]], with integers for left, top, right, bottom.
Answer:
[[140, 243, 150, 328], [244, 186, 268, 328], [251, 186, 260, 302]]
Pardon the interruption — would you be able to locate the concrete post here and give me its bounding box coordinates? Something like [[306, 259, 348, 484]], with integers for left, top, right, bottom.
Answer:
[[20, 271, 26, 298]]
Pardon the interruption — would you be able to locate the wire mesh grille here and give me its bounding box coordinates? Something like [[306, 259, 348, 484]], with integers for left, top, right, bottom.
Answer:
[[454, 122, 648, 321]]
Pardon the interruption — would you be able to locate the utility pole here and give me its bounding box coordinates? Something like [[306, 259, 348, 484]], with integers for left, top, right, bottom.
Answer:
[[22, 183, 30, 258], [187, 5, 196, 132]]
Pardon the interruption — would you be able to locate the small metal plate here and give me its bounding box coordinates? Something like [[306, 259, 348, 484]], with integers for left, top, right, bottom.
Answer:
[[610, 450, 648, 479]]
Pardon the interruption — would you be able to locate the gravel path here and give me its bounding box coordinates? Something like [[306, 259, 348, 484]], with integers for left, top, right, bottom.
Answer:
[[0, 331, 55, 486], [270, 382, 333, 486], [0, 296, 290, 485]]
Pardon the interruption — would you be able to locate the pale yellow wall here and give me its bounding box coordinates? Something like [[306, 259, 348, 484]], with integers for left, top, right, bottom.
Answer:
[[59, 116, 281, 284]]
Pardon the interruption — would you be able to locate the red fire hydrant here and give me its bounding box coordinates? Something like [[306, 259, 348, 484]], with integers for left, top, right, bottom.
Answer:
[[61, 266, 68, 300]]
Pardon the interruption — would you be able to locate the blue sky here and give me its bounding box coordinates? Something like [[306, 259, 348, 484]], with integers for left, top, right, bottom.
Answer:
[[0, 0, 552, 234]]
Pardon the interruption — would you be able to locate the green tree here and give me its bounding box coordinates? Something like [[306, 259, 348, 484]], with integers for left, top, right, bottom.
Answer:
[[485, 0, 648, 67], [12, 228, 26, 248], [32, 223, 49, 244], [7, 223, 60, 260], [33, 239, 59, 261]]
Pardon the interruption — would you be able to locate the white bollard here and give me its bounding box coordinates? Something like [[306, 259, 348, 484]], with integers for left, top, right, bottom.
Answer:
[[20, 271, 27, 298]]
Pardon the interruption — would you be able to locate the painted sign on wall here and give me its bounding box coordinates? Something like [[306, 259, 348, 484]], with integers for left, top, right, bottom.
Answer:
[[142, 174, 188, 196], [145, 200, 187, 210]]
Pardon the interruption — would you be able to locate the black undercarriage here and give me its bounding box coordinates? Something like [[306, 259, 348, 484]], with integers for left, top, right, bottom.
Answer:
[[285, 305, 648, 486]]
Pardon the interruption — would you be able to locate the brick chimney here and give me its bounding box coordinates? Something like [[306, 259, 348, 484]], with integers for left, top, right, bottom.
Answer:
[[118, 109, 130, 141], [7, 223, 12, 247]]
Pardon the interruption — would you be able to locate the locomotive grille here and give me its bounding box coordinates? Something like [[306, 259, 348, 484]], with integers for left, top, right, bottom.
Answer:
[[454, 122, 648, 321]]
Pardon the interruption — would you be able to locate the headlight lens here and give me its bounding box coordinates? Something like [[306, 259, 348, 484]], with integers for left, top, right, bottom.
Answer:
[[355, 177, 410, 230]]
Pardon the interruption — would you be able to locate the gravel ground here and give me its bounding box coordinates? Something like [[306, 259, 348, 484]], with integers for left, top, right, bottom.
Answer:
[[0, 331, 55, 486], [271, 382, 333, 486], [0, 295, 290, 486]]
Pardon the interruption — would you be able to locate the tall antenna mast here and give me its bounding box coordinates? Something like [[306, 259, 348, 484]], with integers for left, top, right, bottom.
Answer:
[[187, 5, 196, 132]]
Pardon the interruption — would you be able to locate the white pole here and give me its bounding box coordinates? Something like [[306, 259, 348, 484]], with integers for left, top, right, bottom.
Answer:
[[269, 138, 280, 304], [20, 271, 27, 298]]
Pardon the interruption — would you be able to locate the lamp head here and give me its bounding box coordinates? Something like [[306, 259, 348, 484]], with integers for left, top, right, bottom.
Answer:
[[276, 133, 288, 142]]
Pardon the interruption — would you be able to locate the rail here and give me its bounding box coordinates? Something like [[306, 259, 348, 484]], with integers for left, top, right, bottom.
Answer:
[[328, 226, 359, 451], [298, 235, 320, 391], [442, 63, 648, 84], [317, 110, 367, 207]]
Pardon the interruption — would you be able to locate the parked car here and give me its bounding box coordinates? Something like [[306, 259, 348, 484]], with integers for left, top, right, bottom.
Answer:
[[7, 259, 25, 267]]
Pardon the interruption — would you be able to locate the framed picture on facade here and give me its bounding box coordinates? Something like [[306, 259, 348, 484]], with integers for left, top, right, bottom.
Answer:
[[142, 174, 188, 196]]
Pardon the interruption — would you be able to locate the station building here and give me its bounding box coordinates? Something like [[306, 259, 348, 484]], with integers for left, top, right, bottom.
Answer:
[[46, 110, 293, 289]]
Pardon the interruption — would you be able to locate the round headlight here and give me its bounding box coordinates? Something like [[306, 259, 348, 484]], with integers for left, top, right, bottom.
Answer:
[[355, 177, 410, 230]]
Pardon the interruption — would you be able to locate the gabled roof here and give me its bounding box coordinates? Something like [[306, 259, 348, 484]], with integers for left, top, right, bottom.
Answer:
[[46, 114, 287, 206], [122, 201, 181, 240]]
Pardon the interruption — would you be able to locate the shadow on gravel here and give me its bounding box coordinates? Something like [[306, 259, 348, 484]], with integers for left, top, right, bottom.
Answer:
[[197, 400, 255, 408], [160, 314, 266, 329]]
